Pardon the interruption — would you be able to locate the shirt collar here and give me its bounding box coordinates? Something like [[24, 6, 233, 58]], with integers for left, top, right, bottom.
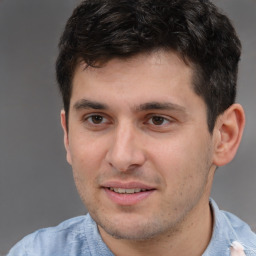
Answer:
[[203, 198, 242, 256]]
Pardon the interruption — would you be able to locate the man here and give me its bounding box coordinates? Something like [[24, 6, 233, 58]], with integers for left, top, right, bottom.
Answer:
[[8, 0, 256, 255]]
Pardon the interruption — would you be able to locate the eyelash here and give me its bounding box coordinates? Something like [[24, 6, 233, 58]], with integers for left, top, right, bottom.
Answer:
[[146, 115, 172, 126], [84, 114, 110, 125], [82, 113, 174, 131]]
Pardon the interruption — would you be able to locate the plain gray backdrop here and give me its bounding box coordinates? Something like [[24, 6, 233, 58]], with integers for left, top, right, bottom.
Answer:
[[0, 0, 255, 254]]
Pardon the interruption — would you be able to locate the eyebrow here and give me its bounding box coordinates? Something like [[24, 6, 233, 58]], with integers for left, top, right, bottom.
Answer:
[[136, 102, 186, 113], [73, 99, 186, 114], [73, 99, 108, 110]]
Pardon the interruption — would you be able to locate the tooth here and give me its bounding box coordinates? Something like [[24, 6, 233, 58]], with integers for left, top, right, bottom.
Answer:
[[118, 188, 126, 194], [110, 187, 150, 194], [125, 189, 135, 194]]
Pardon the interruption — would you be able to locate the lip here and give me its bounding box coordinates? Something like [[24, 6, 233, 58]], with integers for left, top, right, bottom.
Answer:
[[101, 181, 156, 206], [101, 181, 155, 190]]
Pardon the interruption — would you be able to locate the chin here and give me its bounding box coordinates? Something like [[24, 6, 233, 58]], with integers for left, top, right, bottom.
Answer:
[[101, 225, 158, 240], [96, 213, 179, 241]]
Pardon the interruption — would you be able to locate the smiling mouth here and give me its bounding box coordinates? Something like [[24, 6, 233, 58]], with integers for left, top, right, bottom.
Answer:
[[108, 188, 151, 194], [104, 185, 155, 205]]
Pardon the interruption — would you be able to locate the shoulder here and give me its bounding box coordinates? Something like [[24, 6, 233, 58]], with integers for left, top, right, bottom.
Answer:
[[207, 199, 256, 256], [7, 215, 91, 256], [221, 210, 256, 248]]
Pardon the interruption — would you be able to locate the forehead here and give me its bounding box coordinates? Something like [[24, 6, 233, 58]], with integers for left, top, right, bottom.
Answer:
[[70, 50, 202, 113]]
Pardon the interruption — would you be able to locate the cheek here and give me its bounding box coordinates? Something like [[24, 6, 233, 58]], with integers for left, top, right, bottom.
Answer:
[[149, 137, 191, 171], [69, 133, 107, 168], [149, 133, 211, 188], [69, 139, 104, 206]]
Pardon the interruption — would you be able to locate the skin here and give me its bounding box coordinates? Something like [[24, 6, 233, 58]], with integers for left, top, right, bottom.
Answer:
[[61, 50, 245, 256]]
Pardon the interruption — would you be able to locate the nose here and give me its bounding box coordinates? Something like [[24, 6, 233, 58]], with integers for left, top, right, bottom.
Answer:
[[105, 122, 146, 172]]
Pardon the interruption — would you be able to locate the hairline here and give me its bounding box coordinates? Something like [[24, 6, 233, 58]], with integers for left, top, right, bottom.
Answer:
[[64, 49, 215, 133]]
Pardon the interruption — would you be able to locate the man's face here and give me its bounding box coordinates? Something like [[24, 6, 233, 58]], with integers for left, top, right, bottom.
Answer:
[[62, 51, 217, 240]]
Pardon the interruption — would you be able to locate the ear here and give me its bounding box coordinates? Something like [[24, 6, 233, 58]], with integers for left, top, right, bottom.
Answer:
[[213, 104, 245, 167], [60, 110, 72, 165]]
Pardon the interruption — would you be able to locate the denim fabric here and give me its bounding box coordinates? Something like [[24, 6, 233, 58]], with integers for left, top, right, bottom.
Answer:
[[8, 199, 256, 256], [203, 200, 256, 256]]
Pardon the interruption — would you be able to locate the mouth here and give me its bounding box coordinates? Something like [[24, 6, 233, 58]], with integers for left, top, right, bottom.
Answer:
[[108, 187, 151, 194], [102, 182, 156, 205]]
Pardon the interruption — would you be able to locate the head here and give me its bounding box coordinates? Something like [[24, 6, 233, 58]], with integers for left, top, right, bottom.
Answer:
[[56, 0, 245, 249], [56, 0, 241, 132]]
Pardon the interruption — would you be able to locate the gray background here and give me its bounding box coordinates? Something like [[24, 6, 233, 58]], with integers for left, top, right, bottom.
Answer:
[[0, 0, 255, 254]]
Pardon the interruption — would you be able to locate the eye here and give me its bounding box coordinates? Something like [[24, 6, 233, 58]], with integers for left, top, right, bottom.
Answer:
[[82, 113, 112, 131], [86, 115, 108, 124], [148, 116, 170, 126], [88, 115, 105, 124]]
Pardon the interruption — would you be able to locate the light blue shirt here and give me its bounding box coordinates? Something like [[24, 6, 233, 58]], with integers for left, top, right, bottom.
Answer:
[[8, 199, 256, 256]]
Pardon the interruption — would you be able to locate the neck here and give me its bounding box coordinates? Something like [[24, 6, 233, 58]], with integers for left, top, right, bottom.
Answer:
[[99, 195, 213, 256]]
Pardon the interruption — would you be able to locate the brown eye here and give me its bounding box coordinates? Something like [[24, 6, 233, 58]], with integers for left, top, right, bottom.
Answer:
[[151, 116, 165, 125], [89, 115, 104, 124]]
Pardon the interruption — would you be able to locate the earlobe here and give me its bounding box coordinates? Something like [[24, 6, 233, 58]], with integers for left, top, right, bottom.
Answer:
[[60, 110, 72, 165], [213, 104, 245, 167]]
